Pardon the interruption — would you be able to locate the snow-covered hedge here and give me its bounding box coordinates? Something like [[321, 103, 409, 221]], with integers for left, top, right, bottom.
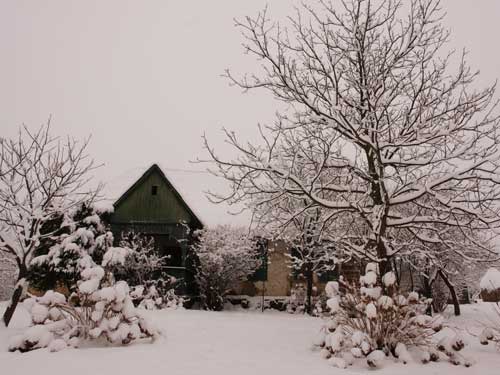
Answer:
[[314, 263, 472, 368], [8, 263, 160, 353]]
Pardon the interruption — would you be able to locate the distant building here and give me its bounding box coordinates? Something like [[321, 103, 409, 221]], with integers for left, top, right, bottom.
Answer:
[[108, 164, 203, 295], [238, 239, 362, 299]]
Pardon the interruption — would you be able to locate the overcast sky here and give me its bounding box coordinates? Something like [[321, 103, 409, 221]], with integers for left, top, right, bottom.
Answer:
[[1, 0, 500, 227]]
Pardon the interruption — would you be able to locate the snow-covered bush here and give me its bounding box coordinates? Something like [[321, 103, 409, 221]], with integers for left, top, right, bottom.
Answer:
[[0, 125, 101, 327], [130, 281, 184, 310], [28, 203, 113, 293], [287, 284, 323, 315], [107, 232, 164, 285], [314, 263, 471, 368], [8, 263, 160, 353], [287, 284, 307, 314], [192, 226, 261, 311], [106, 231, 183, 310], [479, 302, 500, 349]]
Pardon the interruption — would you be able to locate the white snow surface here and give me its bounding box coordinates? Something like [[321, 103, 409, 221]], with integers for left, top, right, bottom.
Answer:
[[1, 302, 500, 375]]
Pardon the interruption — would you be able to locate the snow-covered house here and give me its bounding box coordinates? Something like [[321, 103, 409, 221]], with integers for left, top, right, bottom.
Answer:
[[107, 164, 204, 295]]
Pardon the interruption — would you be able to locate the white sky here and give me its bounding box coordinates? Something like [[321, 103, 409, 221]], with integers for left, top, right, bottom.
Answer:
[[1, 0, 499, 227]]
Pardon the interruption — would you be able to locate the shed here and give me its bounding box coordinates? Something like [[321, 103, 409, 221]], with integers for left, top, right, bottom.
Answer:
[[108, 164, 204, 295]]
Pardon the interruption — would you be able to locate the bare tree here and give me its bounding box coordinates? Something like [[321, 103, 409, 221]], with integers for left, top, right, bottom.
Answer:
[[400, 225, 496, 315], [202, 0, 500, 278], [0, 123, 100, 326]]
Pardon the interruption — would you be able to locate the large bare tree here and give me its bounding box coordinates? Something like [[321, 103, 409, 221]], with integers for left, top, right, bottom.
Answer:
[[0, 123, 100, 326], [202, 0, 500, 276]]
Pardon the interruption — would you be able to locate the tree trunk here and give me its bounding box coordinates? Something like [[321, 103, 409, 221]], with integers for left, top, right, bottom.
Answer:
[[438, 270, 460, 316], [3, 264, 27, 327], [3, 283, 23, 327], [409, 264, 414, 291], [422, 271, 433, 316], [392, 259, 400, 285], [305, 269, 313, 315]]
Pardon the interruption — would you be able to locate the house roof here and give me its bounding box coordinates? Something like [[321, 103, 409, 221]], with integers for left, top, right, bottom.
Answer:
[[111, 164, 204, 228]]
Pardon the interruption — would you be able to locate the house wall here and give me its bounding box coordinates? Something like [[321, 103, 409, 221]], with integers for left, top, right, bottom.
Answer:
[[236, 240, 349, 297], [255, 240, 292, 296], [111, 170, 192, 224]]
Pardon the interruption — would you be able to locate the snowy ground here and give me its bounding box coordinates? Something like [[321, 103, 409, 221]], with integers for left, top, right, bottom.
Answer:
[[1, 302, 500, 375]]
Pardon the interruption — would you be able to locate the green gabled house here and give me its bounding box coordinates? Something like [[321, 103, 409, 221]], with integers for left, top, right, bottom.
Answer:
[[108, 164, 204, 295]]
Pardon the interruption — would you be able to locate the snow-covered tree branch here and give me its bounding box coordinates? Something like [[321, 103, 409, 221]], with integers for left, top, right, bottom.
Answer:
[[201, 0, 500, 275], [0, 123, 101, 326]]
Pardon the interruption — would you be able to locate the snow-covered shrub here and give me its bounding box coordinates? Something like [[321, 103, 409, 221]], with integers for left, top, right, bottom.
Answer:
[[480, 268, 500, 302], [192, 226, 262, 311], [8, 263, 160, 353], [105, 232, 183, 309], [287, 284, 307, 314], [287, 284, 322, 315], [130, 281, 184, 310], [108, 232, 165, 285], [479, 303, 500, 349], [314, 263, 471, 368], [28, 203, 113, 293]]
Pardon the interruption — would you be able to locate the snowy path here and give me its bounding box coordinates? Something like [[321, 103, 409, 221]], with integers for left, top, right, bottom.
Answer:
[[2, 305, 500, 375]]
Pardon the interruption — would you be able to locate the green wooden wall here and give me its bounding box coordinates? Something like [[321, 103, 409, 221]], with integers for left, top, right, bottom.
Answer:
[[111, 169, 193, 224]]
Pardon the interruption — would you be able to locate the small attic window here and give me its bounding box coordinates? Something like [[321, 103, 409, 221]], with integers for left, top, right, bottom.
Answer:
[[151, 185, 158, 196]]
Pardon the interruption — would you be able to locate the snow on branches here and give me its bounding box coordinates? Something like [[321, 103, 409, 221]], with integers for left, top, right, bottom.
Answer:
[[251, 196, 343, 315], [192, 225, 261, 311], [314, 263, 472, 368], [0, 124, 101, 326], [201, 0, 500, 277], [107, 231, 183, 310], [28, 203, 113, 294]]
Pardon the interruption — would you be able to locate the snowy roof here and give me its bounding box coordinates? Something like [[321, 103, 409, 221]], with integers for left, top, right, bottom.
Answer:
[[480, 267, 500, 292], [99, 163, 206, 227]]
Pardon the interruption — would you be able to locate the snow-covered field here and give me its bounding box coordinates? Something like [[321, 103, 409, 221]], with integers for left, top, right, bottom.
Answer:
[[1, 302, 500, 375]]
